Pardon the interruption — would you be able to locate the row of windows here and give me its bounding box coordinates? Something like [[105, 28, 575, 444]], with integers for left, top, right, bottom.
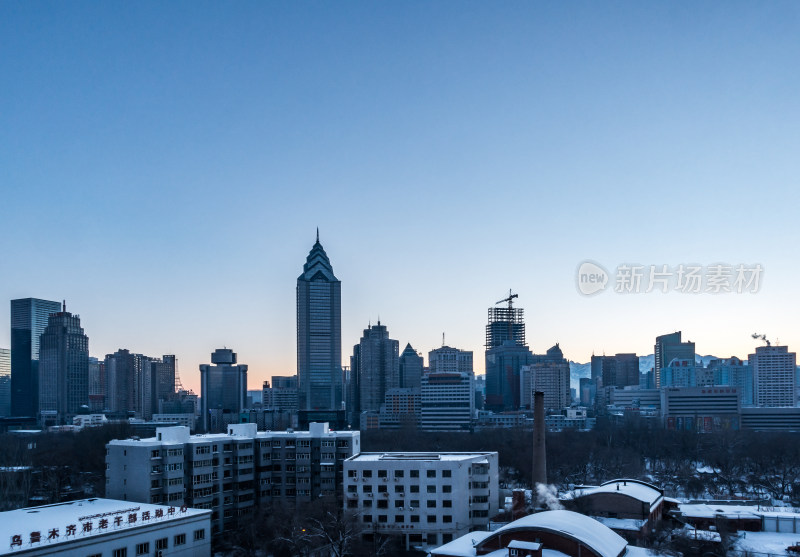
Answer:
[[349, 469, 452, 479], [363, 514, 453, 524], [348, 484, 451, 494], [103, 530, 204, 557], [348, 499, 453, 509]]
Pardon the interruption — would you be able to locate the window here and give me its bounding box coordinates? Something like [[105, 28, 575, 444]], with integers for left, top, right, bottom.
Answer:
[[348, 499, 358, 508], [348, 470, 357, 478], [174, 533, 186, 546], [427, 485, 436, 493], [410, 485, 419, 493], [410, 500, 420, 508], [394, 500, 404, 508], [113, 549, 127, 557], [394, 470, 404, 478], [88, 554, 102, 557], [378, 485, 387, 493], [363, 484, 372, 493], [363, 514, 373, 523], [394, 485, 404, 493], [410, 470, 419, 478], [194, 529, 205, 541], [443, 515, 453, 523], [378, 469, 387, 478], [377, 500, 388, 509], [443, 500, 452, 508], [442, 470, 451, 478], [363, 470, 372, 478], [427, 500, 436, 508], [136, 542, 150, 555], [363, 499, 372, 508], [156, 538, 168, 550], [395, 515, 405, 523], [443, 485, 452, 493], [426, 470, 436, 478], [427, 515, 437, 523], [378, 515, 388, 523], [410, 515, 420, 523]]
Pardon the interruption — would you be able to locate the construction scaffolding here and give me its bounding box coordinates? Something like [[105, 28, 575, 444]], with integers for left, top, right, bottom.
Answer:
[[485, 306, 526, 348]]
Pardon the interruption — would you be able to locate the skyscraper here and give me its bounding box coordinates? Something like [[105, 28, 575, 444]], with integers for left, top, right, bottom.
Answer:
[[523, 344, 571, 412], [200, 348, 248, 432], [0, 348, 10, 417], [485, 294, 532, 411], [10, 297, 61, 416], [399, 343, 424, 389], [428, 345, 473, 374], [297, 231, 342, 411], [654, 331, 695, 388], [749, 344, 796, 407], [105, 349, 136, 417], [355, 322, 399, 413], [38, 303, 89, 425], [590, 353, 639, 389]]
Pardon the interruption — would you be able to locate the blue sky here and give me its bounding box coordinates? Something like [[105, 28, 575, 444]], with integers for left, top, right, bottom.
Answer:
[[2, 2, 799, 392]]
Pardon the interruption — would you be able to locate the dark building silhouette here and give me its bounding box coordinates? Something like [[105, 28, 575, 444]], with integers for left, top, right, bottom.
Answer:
[[38, 303, 89, 425], [591, 353, 639, 389], [297, 231, 342, 411], [10, 297, 61, 417], [399, 343, 424, 389], [355, 322, 399, 413], [485, 295, 533, 411], [200, 348, 247, 432], [654, 331, 695, 388]]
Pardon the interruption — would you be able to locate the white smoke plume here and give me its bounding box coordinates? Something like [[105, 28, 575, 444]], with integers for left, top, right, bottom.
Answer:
[[535, 483, 564, 510]]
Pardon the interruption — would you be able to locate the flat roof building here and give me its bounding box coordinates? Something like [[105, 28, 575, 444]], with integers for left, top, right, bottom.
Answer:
[[0, 498, 210, 556]]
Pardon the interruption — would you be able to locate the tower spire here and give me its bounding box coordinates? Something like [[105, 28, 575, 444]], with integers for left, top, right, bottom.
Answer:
[[316, 227, 319, 243]]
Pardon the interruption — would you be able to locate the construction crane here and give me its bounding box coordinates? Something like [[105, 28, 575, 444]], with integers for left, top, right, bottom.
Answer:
[[496, 289, 518, 310], [752, 333, 771, 347]]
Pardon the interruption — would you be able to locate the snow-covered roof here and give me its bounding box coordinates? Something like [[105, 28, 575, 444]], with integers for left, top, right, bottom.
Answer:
[[593, 517, 647, 532], [677, 503, 762, 520], [349, 452, 494, 462], [735, 531, 800, 555], [508, 540, 542, 550], [565, 480, 662, 506], [429, 530, 492, 556], [0, 498, 209, 555], [487, 510, 628, 557]]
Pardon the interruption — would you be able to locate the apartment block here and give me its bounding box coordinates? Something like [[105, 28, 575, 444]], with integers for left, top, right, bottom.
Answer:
[[106, 422, 360, 533], [343, 452, 499, 550]]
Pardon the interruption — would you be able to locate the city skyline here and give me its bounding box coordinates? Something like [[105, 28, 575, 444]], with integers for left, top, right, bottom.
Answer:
[[2, 3, 799, 393]]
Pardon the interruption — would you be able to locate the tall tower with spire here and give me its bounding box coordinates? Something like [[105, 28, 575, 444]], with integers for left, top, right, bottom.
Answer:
[[297, 231, 342, 411]]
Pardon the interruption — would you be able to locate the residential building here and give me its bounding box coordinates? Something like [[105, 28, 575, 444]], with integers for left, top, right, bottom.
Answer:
[[37, 304, 89, 426], [420, 372, 474, 432], [297, 231, 342, 412], [0, 348, 10, 417], [10, 297, 61, 417], [660, 358, 696, 388], [708, 357, 752, 406], [522, 344, 570, 412], [749, 344, 796, 407], [0, 498, 211, 557], [106, 422, 359, 534], [199, 349, 247, 433], [654, 331, 695, 389], [344, 452, 499, 549], [355, 322, 399, 414], [399, 344, 424, 390], [379, 388, 420, 429]]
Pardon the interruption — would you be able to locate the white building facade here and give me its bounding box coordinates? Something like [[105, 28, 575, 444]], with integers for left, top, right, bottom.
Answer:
[[106, 423, 359, 534], [749, 345, 797, 407], [343, 452, 499, 550], [0, 498, 210, 557], [420, 372, 474, 432]]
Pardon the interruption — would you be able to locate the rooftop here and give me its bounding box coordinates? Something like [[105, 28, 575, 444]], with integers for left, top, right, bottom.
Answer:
[[0, 498, 209, 555], [347, 452, 494, 462], [564, 479, 663, 506]]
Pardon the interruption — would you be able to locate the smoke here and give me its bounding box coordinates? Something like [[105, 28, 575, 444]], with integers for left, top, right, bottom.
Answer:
[[535, 483, 564, 510]]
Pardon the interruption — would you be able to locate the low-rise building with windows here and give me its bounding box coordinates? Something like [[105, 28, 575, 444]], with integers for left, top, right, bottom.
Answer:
[[0, 498, 210, 556], [343, 452, 499, 550], [106, 422, 359, 534]]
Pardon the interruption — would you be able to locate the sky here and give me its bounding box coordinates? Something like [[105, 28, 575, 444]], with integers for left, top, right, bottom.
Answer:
[[1, 2, 799, 393]]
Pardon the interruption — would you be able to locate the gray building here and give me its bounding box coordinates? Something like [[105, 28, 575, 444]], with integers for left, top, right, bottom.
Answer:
[[485, 296, 532, 411], [106, 422, 360, 534], [262, 375, 299, 411], [355, 322, 400, 413], [428, 345, 473, 375], [421, 371, 474, 431], [200, 349, 247, 432], [654, 331, 695, 388], [399, 343, 424, 390], [297, 231, 342, 412], [591, 353, 639, 389], [749, 344, 796, 407], [708, 357, 752, 406], [523, 344, 571, 412], [37, 304, 89, 425], [0, 348, 10, 417], [10, 297, 61, 417], [105, 349, 137, 417]]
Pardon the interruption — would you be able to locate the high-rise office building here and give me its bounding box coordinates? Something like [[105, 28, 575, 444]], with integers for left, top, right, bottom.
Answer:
[[87, 357, 105, 412], [591, 353, 639, 389], [10, 297, 61, 416], [485, 295, 532, 411], [105, 349, 136, 417], [654, 331, 695, 388], [749, 344, 796, 407], [0, 348, 10, 417], [421, 371, 475, 431], [38, 304, 89, 425], [399, 343, 424, 389], [708, 357, 752, 406], [428, 345, 473, 374], [297, 231, 342, 411], [354, 322, 399, 413], [200, 348, 248, 432], [262, 375, 299, 411]]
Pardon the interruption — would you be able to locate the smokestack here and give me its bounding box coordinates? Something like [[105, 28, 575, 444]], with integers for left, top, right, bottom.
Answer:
[[532, 390, 547, 501]]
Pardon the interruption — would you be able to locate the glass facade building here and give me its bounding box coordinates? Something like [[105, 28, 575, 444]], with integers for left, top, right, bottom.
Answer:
[[10, 297, 61, 417], [0, 348, 10, 417], [297, 233, 342, 411]]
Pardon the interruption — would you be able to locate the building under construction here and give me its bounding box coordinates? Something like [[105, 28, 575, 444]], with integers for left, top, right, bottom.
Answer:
[[486, 291, 526, 348]]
